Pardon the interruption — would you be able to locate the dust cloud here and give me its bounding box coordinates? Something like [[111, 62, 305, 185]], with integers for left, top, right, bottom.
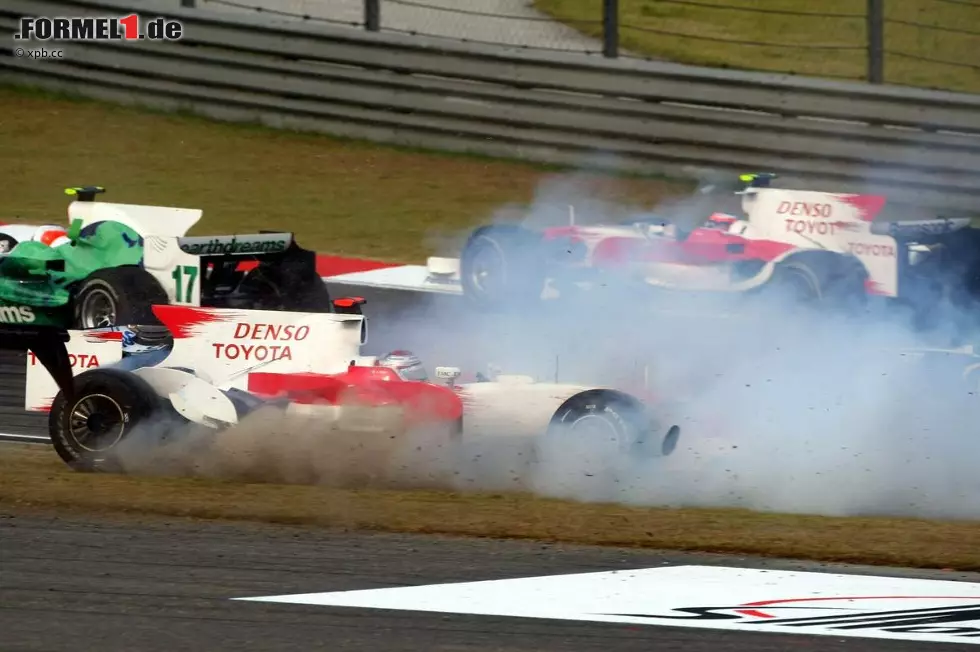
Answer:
[[116, 170, 980, 521], [112, 402, 540, 494]]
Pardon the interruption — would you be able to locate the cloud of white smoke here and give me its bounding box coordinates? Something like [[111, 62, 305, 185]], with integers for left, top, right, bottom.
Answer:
[[112, 166, 980, 522], [358, 169, 980, 520]]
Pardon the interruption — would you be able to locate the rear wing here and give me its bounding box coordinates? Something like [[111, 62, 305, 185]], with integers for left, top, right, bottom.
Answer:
[[143, 232, 324, 308], [869, 218, 973, 239], [176, 233, 294, 256]]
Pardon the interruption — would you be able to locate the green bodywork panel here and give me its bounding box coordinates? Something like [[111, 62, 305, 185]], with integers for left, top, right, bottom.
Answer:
[[0, 220, 144, 327]]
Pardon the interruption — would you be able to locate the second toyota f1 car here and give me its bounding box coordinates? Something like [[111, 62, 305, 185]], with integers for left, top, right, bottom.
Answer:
[[458, 173, 979, 311]]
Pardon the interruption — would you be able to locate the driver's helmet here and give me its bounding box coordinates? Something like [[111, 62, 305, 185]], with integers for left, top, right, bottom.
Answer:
[[377, 350, 428, 382], [705, 212, 737, 230], [32, 225, 70, 248]]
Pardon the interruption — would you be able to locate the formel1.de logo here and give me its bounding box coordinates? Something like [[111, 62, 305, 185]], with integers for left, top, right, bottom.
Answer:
[[14, 15, 184, 42]]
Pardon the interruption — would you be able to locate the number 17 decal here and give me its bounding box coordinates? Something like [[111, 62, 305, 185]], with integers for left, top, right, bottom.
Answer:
[[171, 264, 199, 304]]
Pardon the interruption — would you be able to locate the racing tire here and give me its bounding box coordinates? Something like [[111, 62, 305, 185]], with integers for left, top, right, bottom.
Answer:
[[460, 225, 546, 310], [541, 389, 680, 460], [768, 261, 822, 303], [49, 368, 162, 472], [234, 265, 334, 313], [766, 257, 868, 311], [73, 266, 168, 329]]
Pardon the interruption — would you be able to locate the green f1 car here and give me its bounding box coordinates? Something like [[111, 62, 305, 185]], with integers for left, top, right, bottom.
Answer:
[[0, 186, 336, 331]]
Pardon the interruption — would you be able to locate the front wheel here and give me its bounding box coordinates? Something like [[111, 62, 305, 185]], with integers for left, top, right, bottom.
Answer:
[[49, 368, 162, 472], [459, 225, 546, 310]]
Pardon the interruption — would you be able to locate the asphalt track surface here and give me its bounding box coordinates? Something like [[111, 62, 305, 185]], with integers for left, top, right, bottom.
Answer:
[[4, 511, 979, 652]]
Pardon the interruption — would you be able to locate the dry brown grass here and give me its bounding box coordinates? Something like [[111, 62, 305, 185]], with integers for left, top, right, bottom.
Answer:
[[4, 444, 980, 571], [534, 0, 980, 94], [0, 85, 688, 263]]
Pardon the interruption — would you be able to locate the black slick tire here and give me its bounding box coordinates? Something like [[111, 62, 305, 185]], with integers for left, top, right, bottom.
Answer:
[[544, 389, 680, 459], [73, 266, 168, 329], [459, 225, 546, 310], [49, 368, 161, 472]]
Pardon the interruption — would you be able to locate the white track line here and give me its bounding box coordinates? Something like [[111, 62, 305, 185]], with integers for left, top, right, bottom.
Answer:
[[0, 433, 49, 444]]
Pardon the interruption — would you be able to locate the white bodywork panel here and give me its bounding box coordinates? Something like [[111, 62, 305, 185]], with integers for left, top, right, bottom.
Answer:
[[454, 380, 594, 439], [133, 366, 239, 427], [737, 189, 900, 296], [142, 236, 202, 305], [68, 201, 202, 238]]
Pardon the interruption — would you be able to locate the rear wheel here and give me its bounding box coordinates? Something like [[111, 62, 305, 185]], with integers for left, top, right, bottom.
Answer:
[[49, 368, 162, 472], [539, 390, 680, 460], [73, 266, 168, 329], [230, 263, 333, 312], [766, 257, 868, 311], [768, 261, 822, 303]]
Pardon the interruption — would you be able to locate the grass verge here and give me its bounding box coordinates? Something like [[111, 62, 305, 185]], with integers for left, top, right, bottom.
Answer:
[[534, 0, 980, 94], [0, 85, 688, 263], [3, 445, 979, 571]]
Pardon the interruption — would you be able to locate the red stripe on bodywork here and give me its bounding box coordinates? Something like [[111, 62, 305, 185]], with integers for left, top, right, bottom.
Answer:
[[81, 331, 124, 343], [237, 254, 401, 276], [248, 367, 464, 425], [865, 278, 891, 296], [841, 194, 887, 222], [151, 305, 245, 339], [315, 255, 401, 277]]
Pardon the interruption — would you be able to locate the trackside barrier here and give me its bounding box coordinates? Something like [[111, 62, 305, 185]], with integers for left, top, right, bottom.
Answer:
[[2, 0, 980, 217]]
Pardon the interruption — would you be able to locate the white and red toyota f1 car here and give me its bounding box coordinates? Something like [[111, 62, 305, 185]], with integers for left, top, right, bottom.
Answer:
[[18, 305, 680, 472], [457, 173, 976, 310]]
